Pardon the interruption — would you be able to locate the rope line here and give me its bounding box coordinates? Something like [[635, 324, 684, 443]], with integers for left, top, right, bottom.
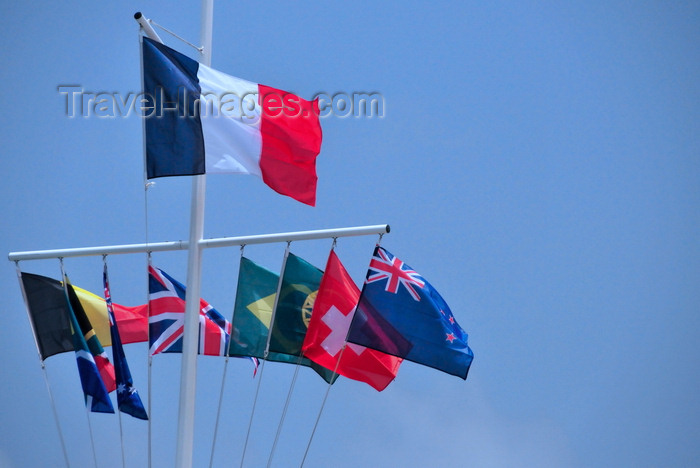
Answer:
[[208, 244, 243, 467], [300, 347, 345, 467], [267, 354, 305, 468], [147, 253, 153, 468], [147, 355, 153, 468], [42, 361, 72, 467], [209, 357, 230, 468], [141, 26, 154, 465], [105, 256, 127, 468], [149, 19, 203, 53], [240, 359, 267, 468], [84, 407, 99, 468], [117, 409, 126, 468], [264, 243, 295, 467]]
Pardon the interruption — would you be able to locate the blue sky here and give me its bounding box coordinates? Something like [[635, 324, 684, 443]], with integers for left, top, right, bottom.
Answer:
[[1, 1, 698, 467]]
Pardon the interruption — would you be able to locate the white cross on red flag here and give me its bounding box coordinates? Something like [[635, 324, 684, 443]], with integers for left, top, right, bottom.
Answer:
[[302, 250, 402, 391]]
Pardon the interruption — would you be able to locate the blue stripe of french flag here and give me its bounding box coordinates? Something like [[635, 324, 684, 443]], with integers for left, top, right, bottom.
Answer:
[[142, 37, 322, 206]]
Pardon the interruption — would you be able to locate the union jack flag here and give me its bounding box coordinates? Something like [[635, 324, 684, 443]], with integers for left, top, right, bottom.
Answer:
[[366, 246, 425, 301], [148, 266, 231, 356]]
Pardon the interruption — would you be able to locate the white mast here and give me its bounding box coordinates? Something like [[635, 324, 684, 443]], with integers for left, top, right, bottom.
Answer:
[[175, 0, 214, 467], [77, 8, 388, 468]]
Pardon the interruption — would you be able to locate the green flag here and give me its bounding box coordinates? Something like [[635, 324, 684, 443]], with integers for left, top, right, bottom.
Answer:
[[268, 253, 337, 383], [229, 255, 337, 384], [229, 257, 278, 358], [268, 253, 322, 357]]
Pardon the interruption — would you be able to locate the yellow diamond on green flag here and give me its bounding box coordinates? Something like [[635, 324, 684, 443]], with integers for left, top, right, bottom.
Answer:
[[230, 258, 279, 359], [247, 293, 276, 328]]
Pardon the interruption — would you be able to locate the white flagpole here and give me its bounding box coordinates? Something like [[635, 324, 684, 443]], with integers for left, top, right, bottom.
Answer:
[[134, 12, 163, 43], [175, 1, 214, 467]]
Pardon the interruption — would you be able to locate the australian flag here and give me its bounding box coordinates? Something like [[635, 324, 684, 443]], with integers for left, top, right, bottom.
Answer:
[[347, 246, 474, 379], [104, 265, 148, 420], [148, 266, 231, 356]]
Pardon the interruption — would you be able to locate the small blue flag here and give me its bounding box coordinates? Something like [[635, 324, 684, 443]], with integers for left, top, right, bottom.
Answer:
[[104, 265, 148, 420], [347, 247, 474, 379]]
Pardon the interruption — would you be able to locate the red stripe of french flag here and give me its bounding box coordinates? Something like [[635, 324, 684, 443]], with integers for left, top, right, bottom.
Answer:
[[258, 84, 322, 207]]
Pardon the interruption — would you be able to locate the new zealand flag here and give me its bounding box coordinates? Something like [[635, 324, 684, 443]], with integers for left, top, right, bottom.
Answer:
[[347, 246, 474, 379]]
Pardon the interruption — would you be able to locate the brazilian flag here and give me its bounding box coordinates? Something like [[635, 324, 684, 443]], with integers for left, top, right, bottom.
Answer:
[[229, 255, 337, 383], [229, 257, 278, 359]]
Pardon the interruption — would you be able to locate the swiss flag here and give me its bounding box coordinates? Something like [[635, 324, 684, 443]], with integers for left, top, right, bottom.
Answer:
[[302, 250, 402, 391]]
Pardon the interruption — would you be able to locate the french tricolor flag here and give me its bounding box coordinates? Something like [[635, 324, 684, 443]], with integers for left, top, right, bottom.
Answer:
[[141, 38, 322, 206]]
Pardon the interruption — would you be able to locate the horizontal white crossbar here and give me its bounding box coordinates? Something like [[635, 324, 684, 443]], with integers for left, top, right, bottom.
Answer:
[[8, 224, 390, 262]]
